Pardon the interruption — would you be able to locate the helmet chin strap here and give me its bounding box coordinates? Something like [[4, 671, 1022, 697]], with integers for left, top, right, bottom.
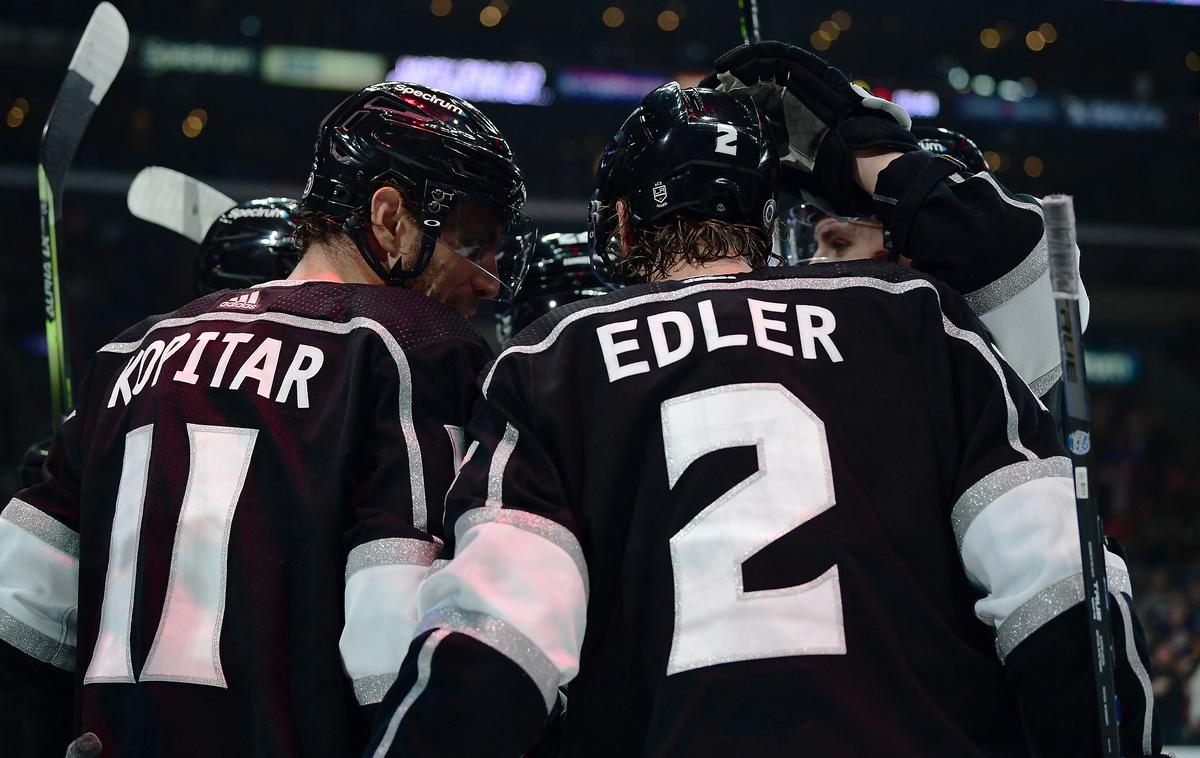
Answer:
[[340, 180, 454, 286]]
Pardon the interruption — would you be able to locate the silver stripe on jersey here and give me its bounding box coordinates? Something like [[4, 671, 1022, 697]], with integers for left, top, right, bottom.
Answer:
[[965, 234, 1049, 317], [939, 314, 1037, 461], [416, 607, 560, 711], [345, 537, 441, 582], [1028, 363, 1062, 399], [371, 628, 449, 758], [454, 507, 590, 599], [353, 671, 399, 709], [484, 277, 925, 397], [0, 608, 76, 670], [487, 423, 520, 509], [951, 457, 1073, 549], [995, 567, 1132, 662], [98, 311, 429, 532], [944, 171, 1050, 317], [1, 499, 80, 558], [250, 279, 319, 289], [1114, 592, 1155, 755]]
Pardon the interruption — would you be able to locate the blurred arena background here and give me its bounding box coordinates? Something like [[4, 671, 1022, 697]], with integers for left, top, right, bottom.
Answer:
[[1, 0, 1198, 747]]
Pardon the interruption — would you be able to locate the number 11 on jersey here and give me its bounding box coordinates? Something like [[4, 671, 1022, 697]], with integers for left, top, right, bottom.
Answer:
[[85, 423, 257, 687], [662, 383, 846, 676]]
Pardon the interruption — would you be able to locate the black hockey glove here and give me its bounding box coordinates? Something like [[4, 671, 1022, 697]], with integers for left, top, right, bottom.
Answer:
[[703, 41, 919, 216]]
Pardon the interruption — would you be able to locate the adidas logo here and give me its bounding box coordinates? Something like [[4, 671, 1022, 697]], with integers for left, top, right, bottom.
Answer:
[[217, 291, 262, 311]]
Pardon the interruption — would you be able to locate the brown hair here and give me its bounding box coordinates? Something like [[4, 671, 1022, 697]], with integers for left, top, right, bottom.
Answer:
[[610, 206, 779, 283], [292, 179, 416, 256]]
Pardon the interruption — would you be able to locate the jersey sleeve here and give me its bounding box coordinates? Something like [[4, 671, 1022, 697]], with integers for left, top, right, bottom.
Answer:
[[936, 290, 1161, 756], [873, 150, 1090, 401], [338, 335, 490, 708], [366, 350, 587, 758], [0, 365, 94, 757]]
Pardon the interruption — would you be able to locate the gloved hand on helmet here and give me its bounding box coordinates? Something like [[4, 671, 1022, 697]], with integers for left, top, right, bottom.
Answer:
[[703, 41, 919, 217]]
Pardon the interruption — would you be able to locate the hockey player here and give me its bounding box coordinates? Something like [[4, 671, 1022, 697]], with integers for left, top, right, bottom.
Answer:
[[18, 196, 303, 489], [0, 81, 533, 757], [493, 231, 605, 347], [365, 82, 1162, 757], [707, 44, 1085, 411], [781, 127, 987, 264], [194, 196, 301, 294]]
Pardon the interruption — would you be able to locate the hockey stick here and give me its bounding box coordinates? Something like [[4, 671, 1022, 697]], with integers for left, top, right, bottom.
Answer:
[[38, 2, 128, 431], [1043, 195, 1121, 758], [739, 0, 760, 44], [127, 166, 237, 244]]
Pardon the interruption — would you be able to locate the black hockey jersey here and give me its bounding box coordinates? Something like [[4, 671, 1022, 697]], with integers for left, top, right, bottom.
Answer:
[[367, 263, 1159, 757], [0, 280, 490, 757], [870, 149, 1090, 406]]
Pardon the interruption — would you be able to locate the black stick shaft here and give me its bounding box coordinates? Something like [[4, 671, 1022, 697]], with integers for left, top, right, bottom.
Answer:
[[1056, 298, 1121, 758], [739, 0, 760, 44], [1045, 194, 1121, 757]]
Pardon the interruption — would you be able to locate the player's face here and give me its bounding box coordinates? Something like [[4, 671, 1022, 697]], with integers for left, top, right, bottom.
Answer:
[[812, 217, 889, 263], [408, 202, 503, 317]]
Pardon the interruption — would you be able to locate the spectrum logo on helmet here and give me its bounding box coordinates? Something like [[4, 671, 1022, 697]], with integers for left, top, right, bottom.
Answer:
[[396, 85, 466, 116]]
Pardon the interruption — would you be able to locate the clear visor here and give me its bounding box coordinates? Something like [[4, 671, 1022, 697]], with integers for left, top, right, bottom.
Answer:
[[420, 187, 536, 303], [780, 203, 888, 265]]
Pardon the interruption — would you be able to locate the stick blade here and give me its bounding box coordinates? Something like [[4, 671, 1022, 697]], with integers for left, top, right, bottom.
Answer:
[[128, 167, 237, 244], [68, 2, 130, 106]]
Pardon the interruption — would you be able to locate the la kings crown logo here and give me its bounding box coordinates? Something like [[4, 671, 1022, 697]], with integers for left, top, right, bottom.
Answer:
[[652, 181, 668, 208]]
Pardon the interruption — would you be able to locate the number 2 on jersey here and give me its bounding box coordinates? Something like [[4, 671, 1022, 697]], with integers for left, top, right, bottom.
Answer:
[[85, 423, 257, 687], [662, 383, 845, 676]]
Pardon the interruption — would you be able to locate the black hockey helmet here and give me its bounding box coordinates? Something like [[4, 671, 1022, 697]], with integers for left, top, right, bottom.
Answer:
[[912, 126, 987, 175], [196, 197, 300, 294], [495, 231, 606, 346], [588, 82, 779, 287], [300, 81, 535, 299]]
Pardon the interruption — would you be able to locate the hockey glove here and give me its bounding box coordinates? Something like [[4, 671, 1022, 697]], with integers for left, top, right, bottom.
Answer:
[[703, 41, 918, 216]]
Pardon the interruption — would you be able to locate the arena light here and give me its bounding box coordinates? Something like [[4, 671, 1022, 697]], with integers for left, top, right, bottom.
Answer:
[[141, 38, 257, 77], [947, 66, 970, 92], [997, 79, 1025, 102], [953, 95, 1058, 125], [602, 6, 625, 28], [892, 89, 940, 118], [971, 74, 996, 97], [1063, 98, 1167, 130], [557, 68, 669, 103], [1084, 350, 1140, 385], [261, 46, 387, 91], [387, 55, 548, 105]]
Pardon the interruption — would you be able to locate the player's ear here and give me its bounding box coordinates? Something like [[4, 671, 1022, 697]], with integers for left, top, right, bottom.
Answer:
[[369, 186, 420, 269], [369, 186, 403, 254]]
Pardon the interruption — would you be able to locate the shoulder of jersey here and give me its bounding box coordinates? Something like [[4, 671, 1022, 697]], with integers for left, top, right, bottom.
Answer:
[[103, 284, 488, 357], [505, 262, 944, 350], [261, 281, 488, 353], [105, 290, 230, 347]]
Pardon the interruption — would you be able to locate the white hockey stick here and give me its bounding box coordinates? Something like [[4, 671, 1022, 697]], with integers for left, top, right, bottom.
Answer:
[[127, 166, 236, 244]]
